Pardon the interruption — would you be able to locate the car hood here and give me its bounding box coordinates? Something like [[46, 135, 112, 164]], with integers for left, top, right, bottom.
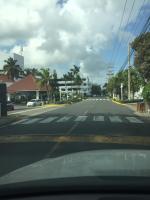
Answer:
[[0, 149, 150, 185]]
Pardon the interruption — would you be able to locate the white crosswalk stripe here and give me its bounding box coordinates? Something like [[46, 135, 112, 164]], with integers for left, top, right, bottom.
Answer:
[[126, 117, 143, 123], [11, 118, 29, 125], [22, 118, 42, 124], [11, 115, 145, 125], [93, 116, 104, 121], [56, 116, 72, 122], [75, 116, 88, 122], [109, 116, 122, 123], [40, 117, 58, 123]]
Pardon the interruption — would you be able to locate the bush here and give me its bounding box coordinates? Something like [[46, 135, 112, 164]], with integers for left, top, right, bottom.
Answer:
[[142, 83, 150, 102], [113, 98, 143, 104]]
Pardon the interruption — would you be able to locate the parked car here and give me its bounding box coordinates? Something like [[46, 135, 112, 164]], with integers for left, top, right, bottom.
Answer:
[[27, 99, 42, 107], [7, 101, 14, 111]]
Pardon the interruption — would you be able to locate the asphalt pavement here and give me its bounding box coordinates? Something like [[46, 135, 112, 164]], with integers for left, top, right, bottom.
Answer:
[[0, 97, 150, 177]]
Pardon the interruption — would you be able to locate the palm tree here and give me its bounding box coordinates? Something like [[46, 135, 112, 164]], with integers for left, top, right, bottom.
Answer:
[[3, 57, 22, 81], [24, 68, 39, 76], [38, 68, 52, 102], [51, 70, 58, 102], [70, 65, 82, 95]]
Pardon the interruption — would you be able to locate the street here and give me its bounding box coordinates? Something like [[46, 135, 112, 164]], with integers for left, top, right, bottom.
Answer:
[[0, 97, 150, 177]]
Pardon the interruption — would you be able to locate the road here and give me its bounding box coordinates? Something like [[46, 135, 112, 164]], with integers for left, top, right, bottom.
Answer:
[[0, 97, 150, 177]]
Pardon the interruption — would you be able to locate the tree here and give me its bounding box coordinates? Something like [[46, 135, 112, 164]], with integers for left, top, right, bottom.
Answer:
[[107, 67, 143, 99], [63, 65, 83, 96], [51, 70, 58, 101], [107, 76, 117, 96], [142, 83, 150, 102], [91, 84, 101, 96], [131, 32, 150, 82], [24, 68, 39, 76], [130, 67, 144, 98], [107, 72, 124, 98], [70, 65, 83, 94], [3, 57, 22, 81], [38, 68, 52, 101]]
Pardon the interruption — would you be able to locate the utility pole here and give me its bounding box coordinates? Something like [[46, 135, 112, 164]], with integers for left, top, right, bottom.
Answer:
[[121, 83, 123, 100], [128, 43, 131, 100]]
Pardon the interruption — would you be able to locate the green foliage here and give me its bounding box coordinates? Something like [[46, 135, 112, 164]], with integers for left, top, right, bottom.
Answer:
[[131, 32, 150, 82], [91, 84, 101, 95], [24, 68, 39, 76], [107, 67, 143, 99], [37, 68, 58, 102], [38, 68, 52, 101], [142, 82, 150, 102], [63, 65, 82, 86], [3, 57, 22, 80]]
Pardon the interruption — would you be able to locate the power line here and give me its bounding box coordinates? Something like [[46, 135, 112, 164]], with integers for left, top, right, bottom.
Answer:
[[119, 15, 150, 71], [109, 0, 128, 64], [113, 0, 136, 66], [116, 0, 146, 67], [129, 0, 146, 36]]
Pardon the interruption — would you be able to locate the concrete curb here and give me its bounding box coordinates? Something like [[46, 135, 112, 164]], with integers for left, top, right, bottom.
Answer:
[[111, 99, 125, 106]]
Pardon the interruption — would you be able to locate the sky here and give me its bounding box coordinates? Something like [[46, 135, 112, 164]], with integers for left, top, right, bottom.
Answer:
[[0, 0, 149, 84]]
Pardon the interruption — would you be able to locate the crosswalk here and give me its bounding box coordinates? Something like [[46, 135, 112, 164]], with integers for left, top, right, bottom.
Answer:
[[11, 115, 145, 125]]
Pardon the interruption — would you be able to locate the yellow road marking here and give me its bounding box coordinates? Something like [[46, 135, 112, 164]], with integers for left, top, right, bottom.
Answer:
[[0, 134, 150, 146]]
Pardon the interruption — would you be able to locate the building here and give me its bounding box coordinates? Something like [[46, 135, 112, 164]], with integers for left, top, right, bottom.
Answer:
[[0, 74, 14, 88], [0, 51, 24, 68], [0, 74, 91, 102], [7, 74, 48, 101], [58, 77, 91, 99], [13, 53, 24, 69]]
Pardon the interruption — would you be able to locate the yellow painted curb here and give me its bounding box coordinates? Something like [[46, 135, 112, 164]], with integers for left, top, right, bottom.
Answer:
[[42, 104, 66, 108], [112, 99, 125, 106]]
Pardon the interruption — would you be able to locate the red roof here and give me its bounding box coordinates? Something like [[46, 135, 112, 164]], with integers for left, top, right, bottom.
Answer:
[[7, 74, 47, 93], [0, 75, 13, 83]]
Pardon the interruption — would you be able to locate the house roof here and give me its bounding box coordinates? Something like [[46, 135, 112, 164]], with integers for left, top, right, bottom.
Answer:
[[0, 75, 13, 83], [7, 74, 47, 93]]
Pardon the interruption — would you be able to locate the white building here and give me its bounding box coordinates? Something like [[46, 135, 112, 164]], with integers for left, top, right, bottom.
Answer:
[[0, 51, 24, 70], [58, 78, 91, 99]]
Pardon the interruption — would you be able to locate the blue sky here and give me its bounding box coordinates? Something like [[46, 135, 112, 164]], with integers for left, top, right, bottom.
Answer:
[[103, 1, 150, 74], [0, 0, 149, 84]]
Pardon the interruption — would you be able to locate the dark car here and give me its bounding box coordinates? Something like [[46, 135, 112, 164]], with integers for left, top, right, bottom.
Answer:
[[7, 101, 14, 111]]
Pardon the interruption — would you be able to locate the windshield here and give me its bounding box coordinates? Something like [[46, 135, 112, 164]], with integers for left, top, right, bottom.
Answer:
[[30, 100, 36, 102], [0, 0, 150, 188]]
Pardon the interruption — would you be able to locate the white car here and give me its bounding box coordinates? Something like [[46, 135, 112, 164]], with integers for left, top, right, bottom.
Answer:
[[27, 99, 42, 107]]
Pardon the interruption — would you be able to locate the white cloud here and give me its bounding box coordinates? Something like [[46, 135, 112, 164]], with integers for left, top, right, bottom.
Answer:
[[0, 0, 144, 83]]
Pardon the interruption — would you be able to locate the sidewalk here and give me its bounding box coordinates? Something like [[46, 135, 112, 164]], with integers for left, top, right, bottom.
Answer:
[[125, 103, 150, 117]]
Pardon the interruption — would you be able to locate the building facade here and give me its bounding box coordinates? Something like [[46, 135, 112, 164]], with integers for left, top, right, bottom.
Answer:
[[58, 78, 91, 99]]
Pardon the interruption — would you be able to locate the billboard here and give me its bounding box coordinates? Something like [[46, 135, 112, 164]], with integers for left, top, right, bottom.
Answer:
[[13, 53, 24, 68]]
